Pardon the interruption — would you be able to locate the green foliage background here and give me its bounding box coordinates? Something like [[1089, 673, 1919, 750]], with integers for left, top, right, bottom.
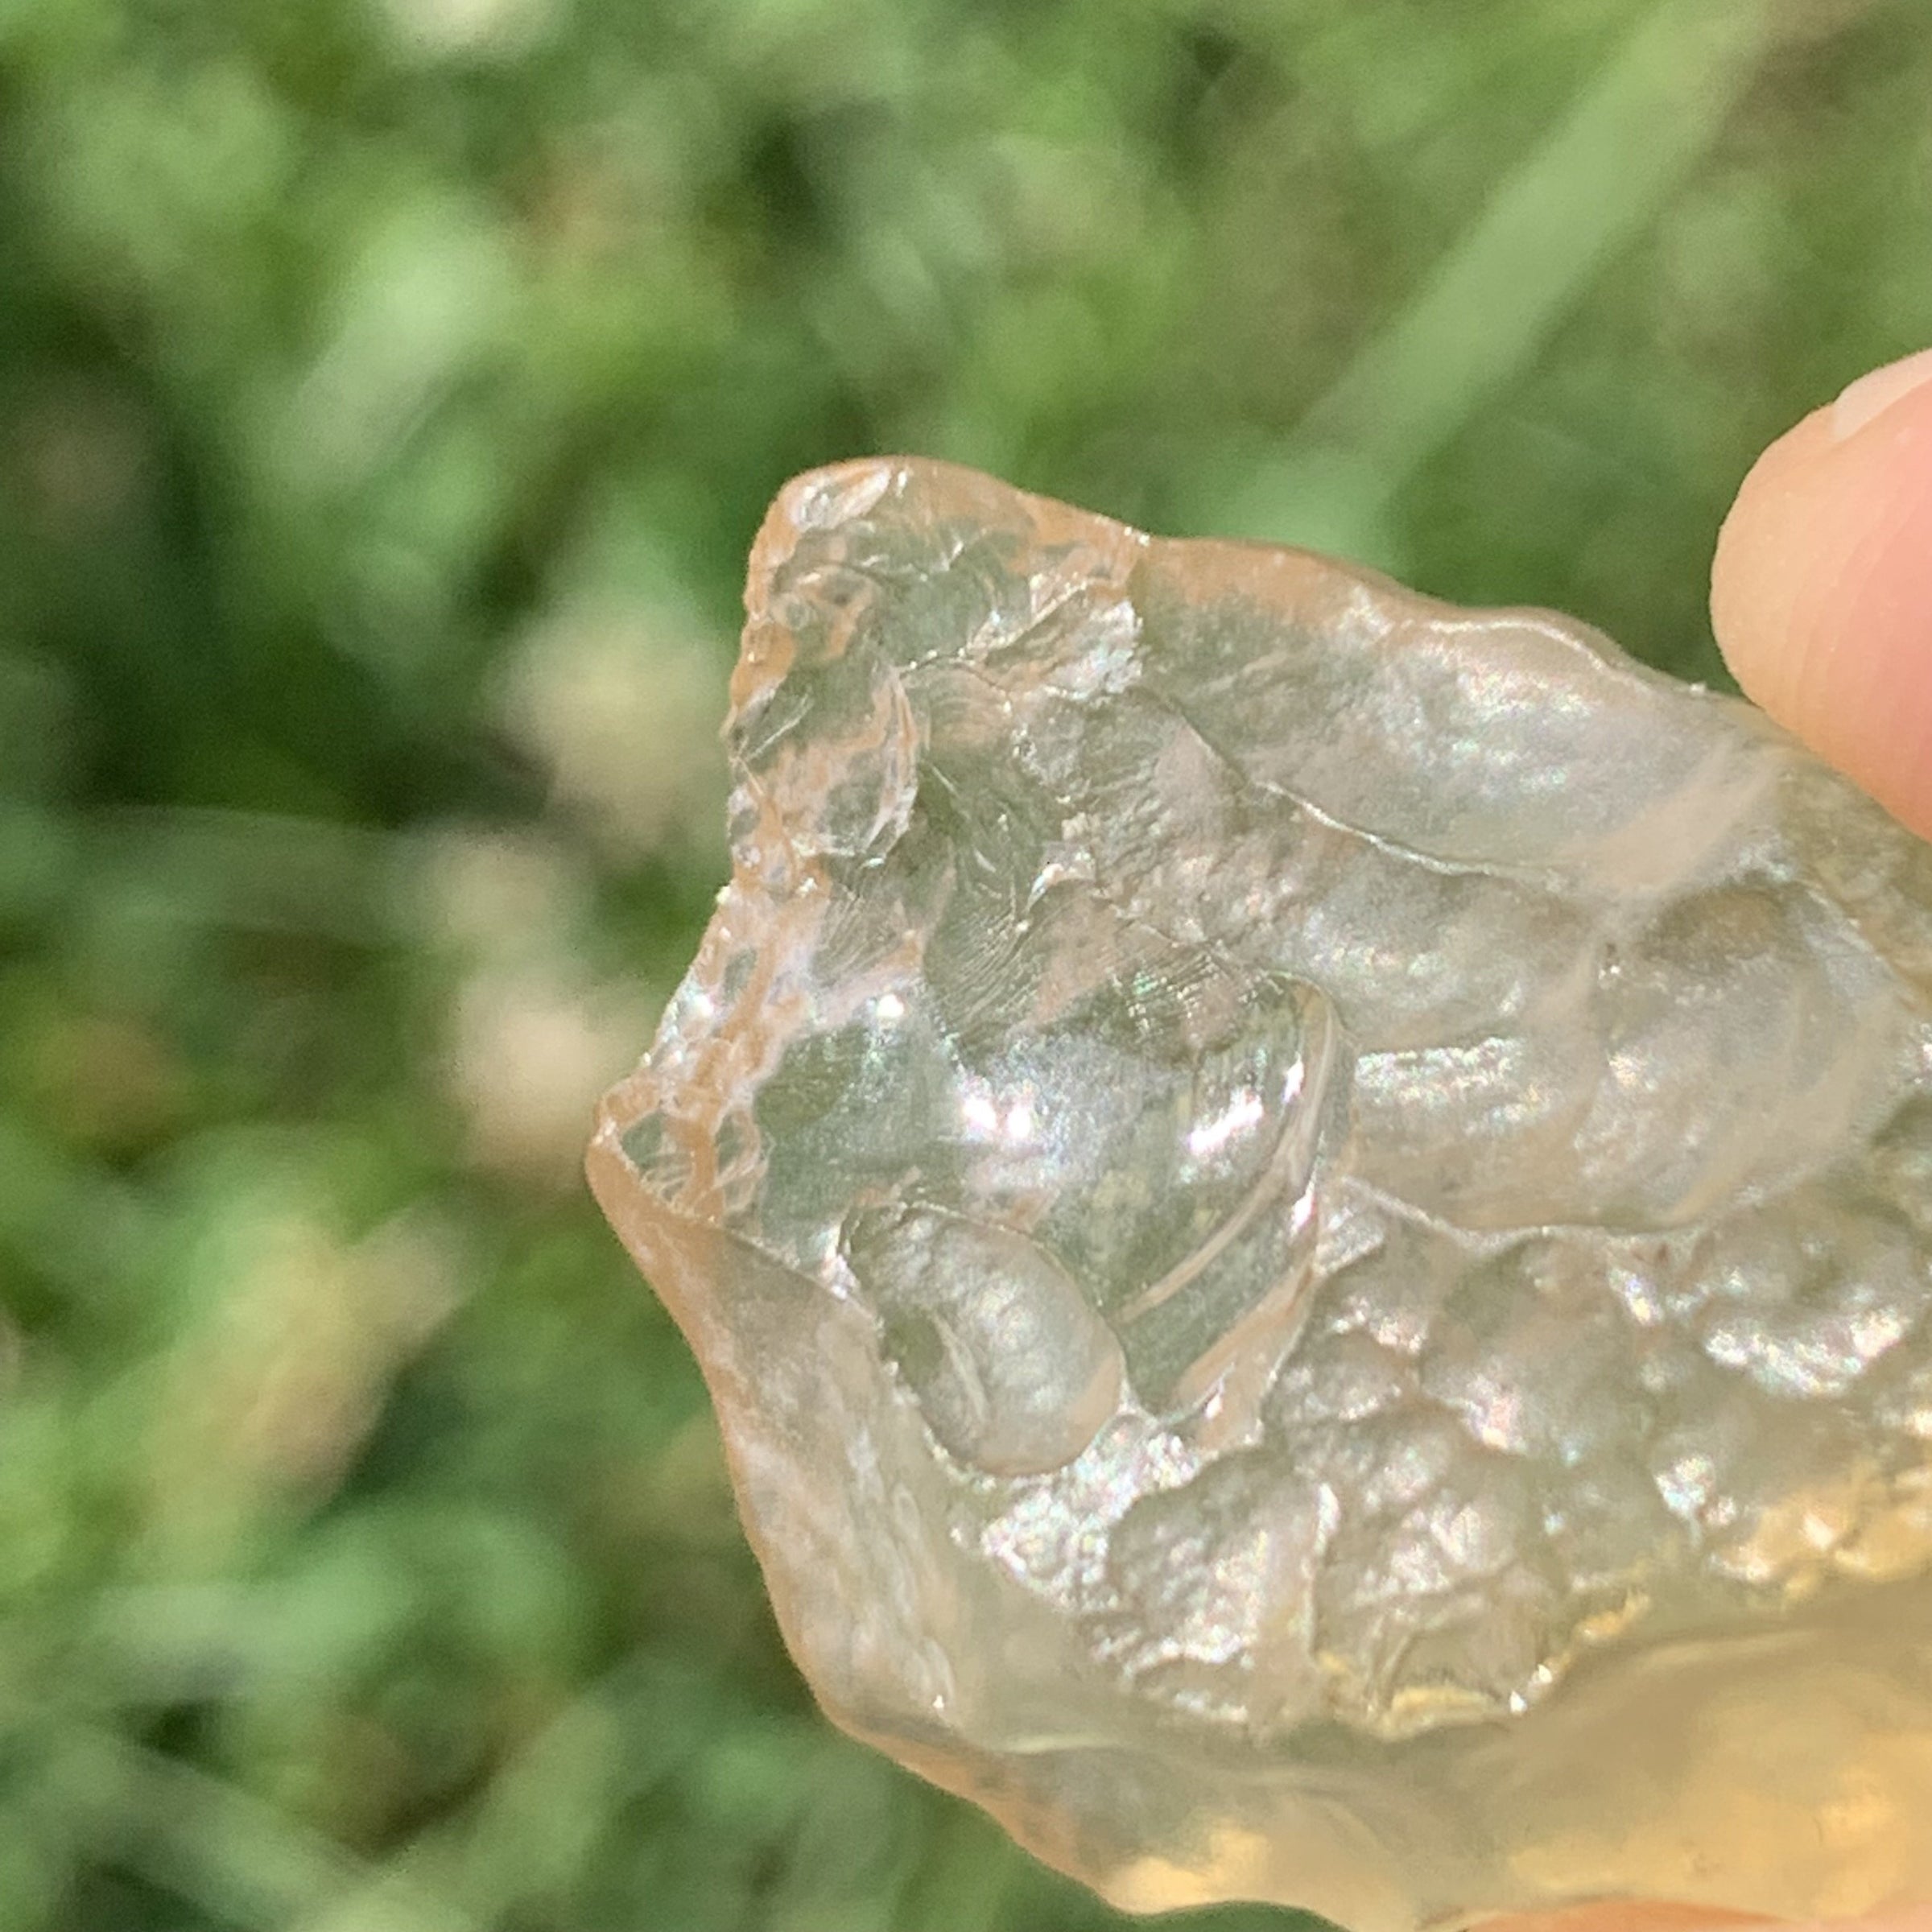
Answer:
[[0, 1, 1927, 1926]]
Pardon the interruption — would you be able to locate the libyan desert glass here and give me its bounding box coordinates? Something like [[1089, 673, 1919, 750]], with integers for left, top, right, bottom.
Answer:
[[588, 459, 1932, 1930]]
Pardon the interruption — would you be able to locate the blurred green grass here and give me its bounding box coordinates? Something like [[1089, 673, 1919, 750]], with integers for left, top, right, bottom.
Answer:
[[0, 1, 1928, 1926]]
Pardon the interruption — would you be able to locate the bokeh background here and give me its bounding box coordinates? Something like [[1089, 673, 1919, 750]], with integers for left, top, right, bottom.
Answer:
[[1, 1, 1929, 1926]]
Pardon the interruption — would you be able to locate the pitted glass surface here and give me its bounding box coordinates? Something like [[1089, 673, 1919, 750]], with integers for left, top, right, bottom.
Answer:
[[590, 460, 1932, 1929]]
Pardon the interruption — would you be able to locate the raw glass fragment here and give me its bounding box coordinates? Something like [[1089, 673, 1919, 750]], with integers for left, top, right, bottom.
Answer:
[[588, 459, 1932, 1930]]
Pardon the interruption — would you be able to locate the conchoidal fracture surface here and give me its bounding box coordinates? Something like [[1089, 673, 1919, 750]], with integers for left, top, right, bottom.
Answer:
[[590, 460, 1932, 1929]]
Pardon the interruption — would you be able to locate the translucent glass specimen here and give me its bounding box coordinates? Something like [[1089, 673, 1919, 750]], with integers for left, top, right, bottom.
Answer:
[[588, 459, 1932, 1930]]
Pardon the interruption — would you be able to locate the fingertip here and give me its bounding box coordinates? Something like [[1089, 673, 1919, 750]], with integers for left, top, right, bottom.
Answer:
[[1711, 350, 1932, 840]]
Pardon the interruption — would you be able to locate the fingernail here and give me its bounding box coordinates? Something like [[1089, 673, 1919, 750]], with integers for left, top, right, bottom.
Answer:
[[1831, 345, 1932, 441]]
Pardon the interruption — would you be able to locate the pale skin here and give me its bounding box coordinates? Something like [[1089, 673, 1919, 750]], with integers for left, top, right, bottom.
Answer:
[[1714, 345, 1932, 841], [1486, 345, 1932, 1932]]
